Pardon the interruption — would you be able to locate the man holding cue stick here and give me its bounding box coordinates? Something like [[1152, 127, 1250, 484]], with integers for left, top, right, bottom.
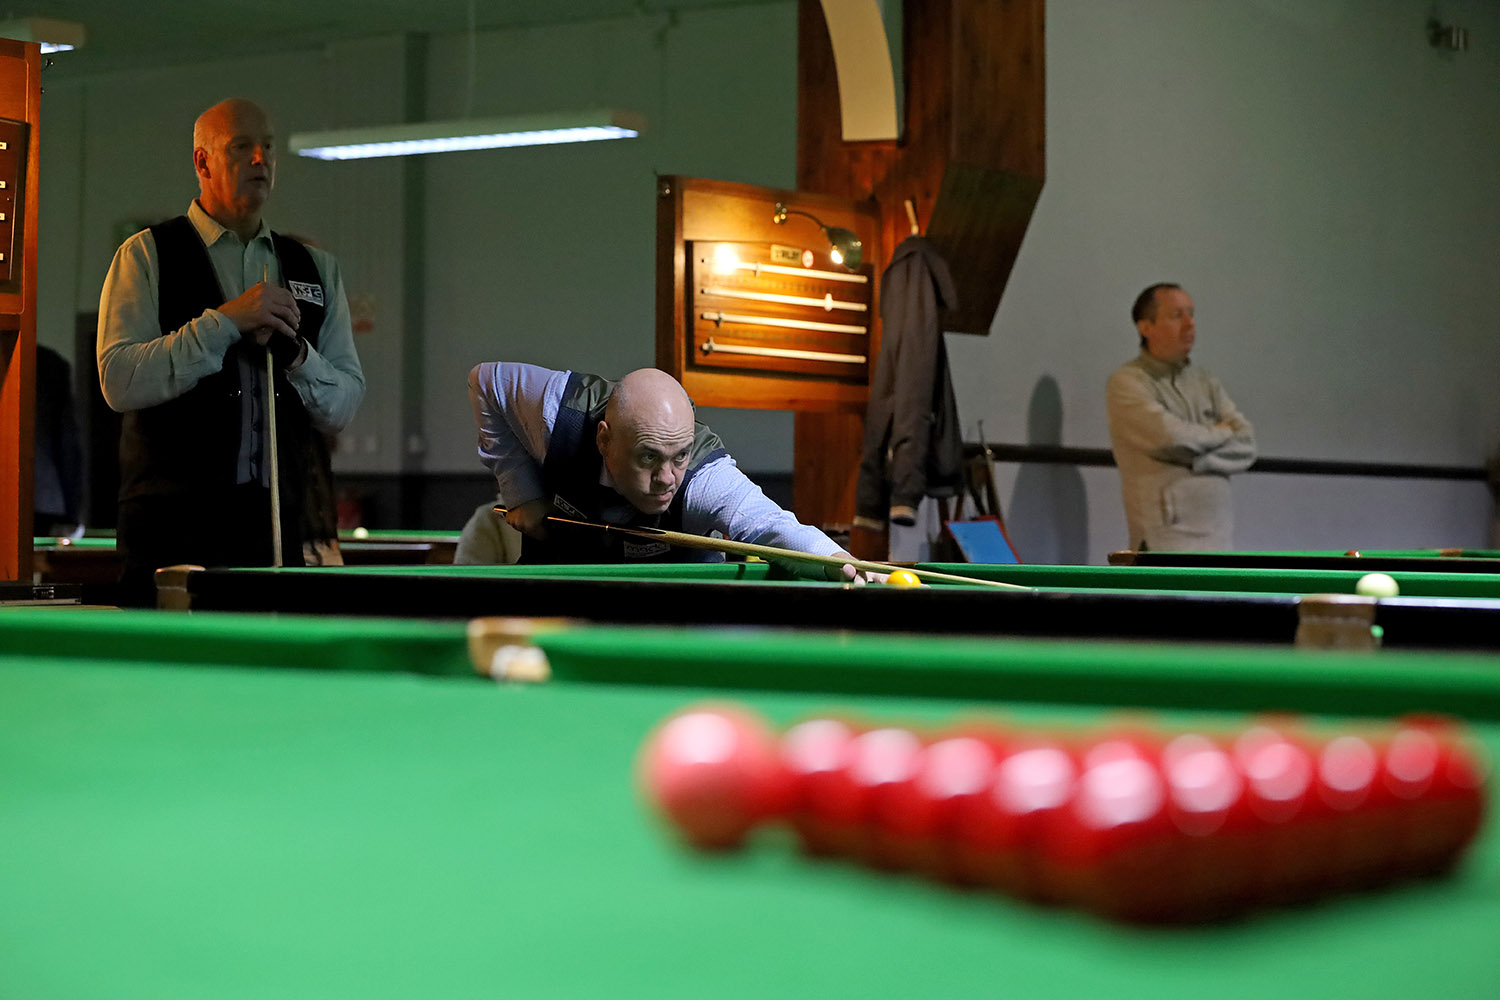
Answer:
[[98, 98, 364, 604], [469, 362, 884, 583]]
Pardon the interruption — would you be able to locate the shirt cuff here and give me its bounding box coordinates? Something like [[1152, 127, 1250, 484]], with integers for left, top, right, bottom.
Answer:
[[200, 308, 236, 343], [285, 337, 309, 372], [495, 472, 546, 509]]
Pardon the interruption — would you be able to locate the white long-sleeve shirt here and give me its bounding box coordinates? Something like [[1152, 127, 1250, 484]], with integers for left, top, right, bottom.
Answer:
[[467, 362, 844, 562]]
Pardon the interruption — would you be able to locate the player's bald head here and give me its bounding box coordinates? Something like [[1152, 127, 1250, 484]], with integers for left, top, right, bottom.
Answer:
[[597, 369, 697, 515], [607, 368, 694, 430], [194, 98, 271, 151]]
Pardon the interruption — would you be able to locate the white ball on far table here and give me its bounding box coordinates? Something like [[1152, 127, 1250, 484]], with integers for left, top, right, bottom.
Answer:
[[1355, 572, 1399, 598], [352, 526, 370, 539]]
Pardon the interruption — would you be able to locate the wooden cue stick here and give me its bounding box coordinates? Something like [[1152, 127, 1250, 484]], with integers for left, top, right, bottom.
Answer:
[[493, 507, 1031, 591], [263, 266, 283, 568]]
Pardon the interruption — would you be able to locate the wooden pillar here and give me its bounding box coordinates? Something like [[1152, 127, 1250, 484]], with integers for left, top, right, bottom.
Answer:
[[793, 0, 1045, 546], [0, 40, 40, 582]]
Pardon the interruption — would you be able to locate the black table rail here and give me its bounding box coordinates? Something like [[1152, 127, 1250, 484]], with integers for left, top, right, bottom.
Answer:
[[163, 566, 1500, 652]]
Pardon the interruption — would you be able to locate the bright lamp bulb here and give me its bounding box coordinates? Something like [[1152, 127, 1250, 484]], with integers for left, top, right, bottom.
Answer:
[[711, 245, 742, 275]]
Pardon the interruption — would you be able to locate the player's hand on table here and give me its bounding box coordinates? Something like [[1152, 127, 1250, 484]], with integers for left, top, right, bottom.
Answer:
[[504, 498, 555, 540], [829, 552, 886, 585], [220, 282, 301, 340]]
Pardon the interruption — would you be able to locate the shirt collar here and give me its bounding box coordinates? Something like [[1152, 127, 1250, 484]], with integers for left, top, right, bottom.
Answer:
[[1136, 348, 1190, 377], [187, 199, 272, 248]]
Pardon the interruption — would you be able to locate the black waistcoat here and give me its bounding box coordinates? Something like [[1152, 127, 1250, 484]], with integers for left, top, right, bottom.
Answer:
[[118, 217, 325, 518], [522, 371, 728, 564]]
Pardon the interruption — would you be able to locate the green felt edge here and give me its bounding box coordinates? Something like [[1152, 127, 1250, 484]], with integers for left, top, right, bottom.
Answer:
[[8, 609, 1500, 721], [0, 609, 474, 676], [533, 627, 1500, 720]]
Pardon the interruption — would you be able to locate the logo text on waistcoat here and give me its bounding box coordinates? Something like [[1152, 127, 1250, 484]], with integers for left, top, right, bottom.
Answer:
[[288, 281, 324, 306], [552, 495, 586, 519], [622, 540, 672, 559]]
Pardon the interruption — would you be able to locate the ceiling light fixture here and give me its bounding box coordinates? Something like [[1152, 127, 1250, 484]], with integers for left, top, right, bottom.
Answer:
[[0, 16, 85, 53], [773, 202, 863, 271], [290, 109, 644, 161]]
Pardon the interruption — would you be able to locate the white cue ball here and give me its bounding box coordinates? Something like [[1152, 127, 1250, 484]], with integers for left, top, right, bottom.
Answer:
[[1355, 572, 1399, 598], [352, 526, 370, 539]]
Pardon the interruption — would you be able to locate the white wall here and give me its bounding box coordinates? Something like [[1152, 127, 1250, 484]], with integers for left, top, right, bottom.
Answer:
[[36, 0, 1500, 555]]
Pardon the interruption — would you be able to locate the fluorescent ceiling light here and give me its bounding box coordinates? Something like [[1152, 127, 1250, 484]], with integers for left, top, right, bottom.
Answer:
[[0, 16, 85, 53], [290, 109, 644, 161]]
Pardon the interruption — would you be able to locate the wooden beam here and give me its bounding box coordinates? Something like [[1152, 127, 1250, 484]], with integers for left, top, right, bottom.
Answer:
[[925, 0, 1045, 333], [793, 0, 1046, 537]]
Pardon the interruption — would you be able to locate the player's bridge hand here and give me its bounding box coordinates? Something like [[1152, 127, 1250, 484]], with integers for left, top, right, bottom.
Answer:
[[221, 282, 301, 339], [832, 554, 886, 585]]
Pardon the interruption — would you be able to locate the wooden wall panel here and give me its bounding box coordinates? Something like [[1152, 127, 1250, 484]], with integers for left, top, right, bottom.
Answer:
[[0, 39, 39, 582]]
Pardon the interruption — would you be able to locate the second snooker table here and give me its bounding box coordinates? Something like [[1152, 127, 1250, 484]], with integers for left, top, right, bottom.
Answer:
[[0, 608, 1496, 999], [156, 560, 1500, 650], [1111, 548, 1500, 573], [31, 529, 460, 586]]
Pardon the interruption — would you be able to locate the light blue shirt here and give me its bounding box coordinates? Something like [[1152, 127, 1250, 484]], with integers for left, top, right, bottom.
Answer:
[[97, 200, 365, 485], [467, 361, 844, 565]]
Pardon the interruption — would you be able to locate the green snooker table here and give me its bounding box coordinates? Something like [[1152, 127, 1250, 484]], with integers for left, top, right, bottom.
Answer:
[[157, 560, 1500, 650], [334, 527, 461, 564], [0, 608, 1496, 999], [1111, 549, 1500, 573]]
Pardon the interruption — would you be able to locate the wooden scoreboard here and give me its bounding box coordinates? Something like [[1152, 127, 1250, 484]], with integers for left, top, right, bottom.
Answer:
[[656, 175, 882, 414], [0, 39, 40, 583]]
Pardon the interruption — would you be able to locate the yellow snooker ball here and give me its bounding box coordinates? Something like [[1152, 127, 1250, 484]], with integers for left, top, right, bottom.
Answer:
[[1355, 572, 1399, 598], [886, 569, 924, 588], [352, 526, 370, 540]]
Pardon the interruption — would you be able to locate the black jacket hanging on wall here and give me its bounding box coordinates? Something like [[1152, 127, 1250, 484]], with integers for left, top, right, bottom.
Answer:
[[855, 236, 963, 527]]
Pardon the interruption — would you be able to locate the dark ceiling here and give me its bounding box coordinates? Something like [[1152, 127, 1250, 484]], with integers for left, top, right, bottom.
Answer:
[[15, 0, 777, 77]]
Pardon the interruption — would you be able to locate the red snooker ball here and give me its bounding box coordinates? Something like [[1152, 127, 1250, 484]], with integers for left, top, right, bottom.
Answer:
[[781, 716, 865, 856], [1393, 716, 1490, 876], [1234, 722, 1320, 902], [1044, 736, 1175, 920], [952, 738, 1077, 897], [852, 726, 928, 869], [894, 734, 1003, 877], [1162, 732, 1259, 918], [638, 704, 790, 850]]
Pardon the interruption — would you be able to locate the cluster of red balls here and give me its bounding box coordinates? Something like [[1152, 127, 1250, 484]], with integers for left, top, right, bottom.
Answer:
[[637, 704, 1488, 922]]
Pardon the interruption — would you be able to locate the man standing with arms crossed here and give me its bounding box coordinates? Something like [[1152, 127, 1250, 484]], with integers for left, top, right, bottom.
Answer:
[[1106, 283, 1256, 551]]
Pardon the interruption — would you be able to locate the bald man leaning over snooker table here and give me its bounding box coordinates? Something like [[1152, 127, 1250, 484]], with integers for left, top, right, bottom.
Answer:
[[468, 362, 879, 582]]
